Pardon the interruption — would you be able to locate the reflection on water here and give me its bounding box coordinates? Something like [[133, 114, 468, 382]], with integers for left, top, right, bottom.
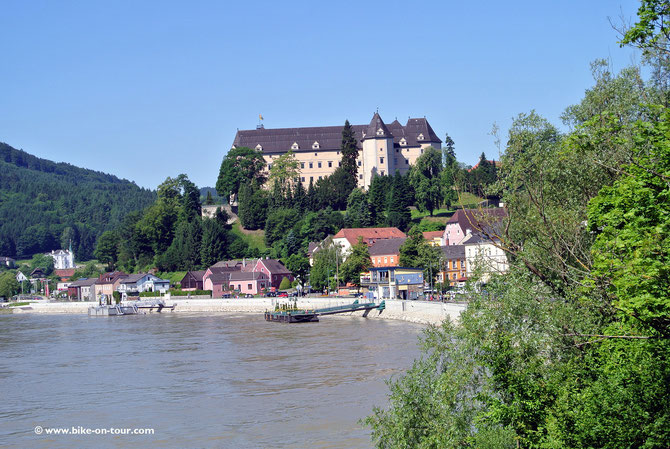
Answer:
[[0, 313, 423, 448]]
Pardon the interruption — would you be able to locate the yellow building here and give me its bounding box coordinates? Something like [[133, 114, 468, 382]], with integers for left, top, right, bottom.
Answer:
[[231, 113, 442, 189]]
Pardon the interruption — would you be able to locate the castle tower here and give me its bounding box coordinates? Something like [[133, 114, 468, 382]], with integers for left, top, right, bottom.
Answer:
[[361, 112, 394, 188]]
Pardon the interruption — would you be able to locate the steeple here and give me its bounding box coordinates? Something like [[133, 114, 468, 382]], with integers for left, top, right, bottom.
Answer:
[[363, 112, 393, 140]]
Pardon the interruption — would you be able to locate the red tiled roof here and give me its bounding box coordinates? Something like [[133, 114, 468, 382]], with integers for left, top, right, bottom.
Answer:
[[422, 231, 443, 240], [333, 227, 406, 246], [54, 268, 76, 279]]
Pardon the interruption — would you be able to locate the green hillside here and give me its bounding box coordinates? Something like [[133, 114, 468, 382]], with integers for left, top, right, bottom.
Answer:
[[0, 142, 156, 259]]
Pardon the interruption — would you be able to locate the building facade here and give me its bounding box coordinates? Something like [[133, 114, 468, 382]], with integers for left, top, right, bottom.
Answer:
[[232, 113, 442, 189]]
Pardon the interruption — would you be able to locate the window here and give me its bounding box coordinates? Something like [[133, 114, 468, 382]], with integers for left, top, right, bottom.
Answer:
[[384, 257, 388, 263], [417, 133, 424, 141], [328, 161, 332, 168], [268, 164, 272, 169], [301, 162, 305, 169], [396, 148, 399, 152], [309, 162, 313, 168], [405, 159, 409, 165], [318, 176, 322, 180], [399, 138, 406, 146], [294, 177, 299, 182], [318, 162, 322, 168], [390, 257, 394, 263], [312, 141, 320, 149], [301, 177, 305, 182], [381, 170, 385, 176], [291, 142, 299, 150], [452, 260, 456, 269], [310, 176, 313, 181], [359, 174, 363, 179], [421, 148, 424, 154], [338, 162, 341, 167], [248, 284, 252, 289], [357, 161, 362, 166], [380, 148, 384, 152], [380, 157, 384, 164], [314, 152, 318, 156], [255, 144, 263, 151], [376, 128, 384, 136]]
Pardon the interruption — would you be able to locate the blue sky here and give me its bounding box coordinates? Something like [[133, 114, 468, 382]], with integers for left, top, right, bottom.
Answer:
[[1, 0, 641, 190]]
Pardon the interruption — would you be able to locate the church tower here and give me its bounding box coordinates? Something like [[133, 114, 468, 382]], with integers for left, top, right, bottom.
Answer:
[[361, 112, 394, 189]]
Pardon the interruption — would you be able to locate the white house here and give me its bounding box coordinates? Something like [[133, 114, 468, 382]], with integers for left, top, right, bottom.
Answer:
[[462, 233, 509, 282], [50, 249, 75, 269], [117, 274, 170, 299]]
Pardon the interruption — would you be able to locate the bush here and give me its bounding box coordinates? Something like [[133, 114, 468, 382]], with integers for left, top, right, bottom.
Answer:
[[279, 277, 291, 290]]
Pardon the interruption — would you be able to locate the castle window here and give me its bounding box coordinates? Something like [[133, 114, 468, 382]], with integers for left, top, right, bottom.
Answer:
[[357, 161, 361, 166], [294, 177, 300, 182], [380, 157, 384, 164], [301, 177, 305, 182], [291, 142, 299, 150], [328, 161, 332, 168], [312, 141, 320, 150], [338, 162, 341, 167], [314, 152, 318, 156], [301, 162, 305, 169], [310, 176, 314, 182], [405, 159, 409, 165], [255, 144, 263, 151], [318, 176, 322, 180], [268, 164, 272, 169], [318, 162, 322, 168], [399, 138, 407, 146], [396, 148, 399, 152], [359, 174, 363, 179], [309, 162, 313, 169], [381, 170, 385, 176], [417, 133, 424, 141], [376, 128, 384, 136]]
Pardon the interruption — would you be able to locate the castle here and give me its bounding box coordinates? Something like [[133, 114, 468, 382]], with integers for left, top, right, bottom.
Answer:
[[231, 113, 442, 189]]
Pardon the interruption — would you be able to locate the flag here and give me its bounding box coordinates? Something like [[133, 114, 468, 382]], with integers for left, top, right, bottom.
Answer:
[[259, 114, 264, 120]]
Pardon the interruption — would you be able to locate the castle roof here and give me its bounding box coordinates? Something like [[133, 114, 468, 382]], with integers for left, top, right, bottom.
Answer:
[[232, 114, 441, 154], [363, 112, 392, 140]]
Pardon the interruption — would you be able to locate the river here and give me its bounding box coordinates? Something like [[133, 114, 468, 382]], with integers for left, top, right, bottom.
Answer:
[[0, 313, 424, 448]]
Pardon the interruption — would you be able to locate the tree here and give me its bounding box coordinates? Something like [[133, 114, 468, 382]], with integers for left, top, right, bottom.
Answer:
[[309, 238, 341, 291], [279, 277, 292, 290], [205, 190, 214, 205], [0, 271, 20, 298], [385, 172, 412, 231], [215, 147, 267, 201], [368, 175, 392, 225], [237, 183, 268, 230], [344, 189, 372, 228], [284, 253, 310, 287], [94, 231, 119, 270], [409, 146, 443, 215], [399, 227, 442, 282], [200, 210, 230, 267], [268, 150, 300, 193], [340, 120, 359, 182], [339, 236, 371, 289], [265, 208, 300, 247]]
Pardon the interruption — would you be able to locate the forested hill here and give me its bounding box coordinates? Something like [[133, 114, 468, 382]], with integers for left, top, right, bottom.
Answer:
[[0, 142, 156, 259]]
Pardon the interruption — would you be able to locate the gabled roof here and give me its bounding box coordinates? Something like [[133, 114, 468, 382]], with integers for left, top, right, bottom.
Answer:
[[68, 278, 96, 288], [54, 268, 76, 278], [229, 271, 269, 281], [208, 272, 233, 284], [120, 273, 147, 284], [182, 270, 206, 282], [441, 244, 466, 260], [212, 260, 245, 269], [368, 237, 406, 256], [333, 227, 406, 246], [98, 271, 128, 284], [257, 259, 291, 274], [403, 118, 442, 146], [446, 208, 507, 234], [363, 112, 392, 140]]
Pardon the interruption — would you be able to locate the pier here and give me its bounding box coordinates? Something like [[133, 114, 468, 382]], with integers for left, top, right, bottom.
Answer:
[[264, 300, 386, 323]]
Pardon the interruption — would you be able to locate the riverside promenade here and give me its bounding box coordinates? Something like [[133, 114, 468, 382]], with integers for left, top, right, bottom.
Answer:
[[9, 297, 466, 325]]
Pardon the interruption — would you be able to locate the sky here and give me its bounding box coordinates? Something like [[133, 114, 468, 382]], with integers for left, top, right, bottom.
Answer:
[[0, 0, 643, 190]]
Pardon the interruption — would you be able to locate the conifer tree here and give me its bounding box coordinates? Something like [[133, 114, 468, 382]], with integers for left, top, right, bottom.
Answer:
[[340, 120, 359, 182]]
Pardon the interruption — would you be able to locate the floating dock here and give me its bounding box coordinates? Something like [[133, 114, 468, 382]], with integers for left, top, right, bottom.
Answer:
[[88, 300, 175, 316], [264, 300, 385, 323]]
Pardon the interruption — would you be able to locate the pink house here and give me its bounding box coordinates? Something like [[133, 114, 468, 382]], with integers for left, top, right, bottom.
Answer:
[[202, 266, 239, 298], [249, 259, 294, 289], [443, 207, 507, 245], [228, 272, 269, 295]]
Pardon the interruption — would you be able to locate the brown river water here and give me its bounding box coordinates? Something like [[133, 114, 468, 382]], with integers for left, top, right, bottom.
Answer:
[[0, 313, 424, 448]]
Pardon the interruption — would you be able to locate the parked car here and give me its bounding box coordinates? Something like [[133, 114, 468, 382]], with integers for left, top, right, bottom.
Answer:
[[266, 291, 277, 297], [245, 293, 254, 298], [277, 291, 288, 298]]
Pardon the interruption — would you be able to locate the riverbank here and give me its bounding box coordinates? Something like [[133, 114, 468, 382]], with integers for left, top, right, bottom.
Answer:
[[9, 297, 466, 325]]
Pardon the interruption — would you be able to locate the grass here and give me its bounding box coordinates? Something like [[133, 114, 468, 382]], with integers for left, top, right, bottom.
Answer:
[[156, 271, 188, 285], [409, 193, 484, 229], [232, 220, 267, 252], [7, 302, 30, 307]]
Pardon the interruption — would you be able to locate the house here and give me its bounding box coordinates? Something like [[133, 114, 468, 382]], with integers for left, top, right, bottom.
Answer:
[[363, 267, 424, 300], [67, 278, 97, 301], [202, 265, 240, 298], [0, 256, 15, 268], [180, 270, 206, 291], [443, 207, 507, 246], [368, 238, 406, 267], [117, 273, 170, 299], [16, 271, 28, 283], [248, 258, 293, 289], [30, 268, 47, 280], [232, 113, 442, 190], [462, 234, 509, 282], [332, 227, 406, 258], [50, 249, 75, 269], [422, 231, 444, 246], [439, 245, 467, 286], [93, 271, 128, 300], [228, 271, 270, 295]]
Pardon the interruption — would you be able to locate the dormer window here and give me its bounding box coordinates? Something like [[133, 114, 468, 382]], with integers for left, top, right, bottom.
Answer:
[[312, 141, 320, 150], [417, 133, 424, 141], [399, 138, 407, 146], [291, 142, 299, 150], [376, 128, 384, 136], [255, 144, 263, 151]]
